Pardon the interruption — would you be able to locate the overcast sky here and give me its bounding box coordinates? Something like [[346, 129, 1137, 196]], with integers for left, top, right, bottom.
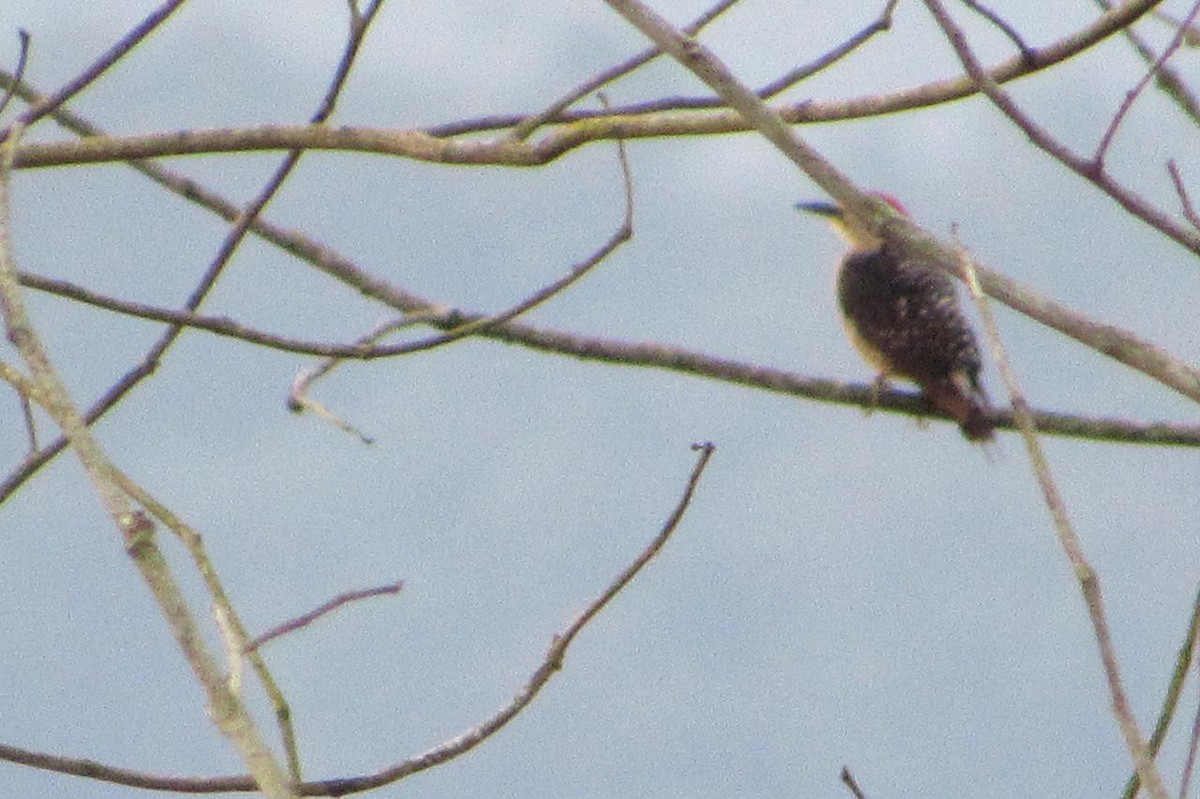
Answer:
[[1, 2, 1198, 798]]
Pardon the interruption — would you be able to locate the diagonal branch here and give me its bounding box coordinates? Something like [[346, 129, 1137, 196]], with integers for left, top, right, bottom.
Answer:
[[511, 0, 742, 140], [1119, 583, 1200, 799], [1094, 0, 1200, 166], [594, 0, 1200, 411], [12, 0, 187, 128], [1096, 0, 1200, 129], [954, 157, 1171, 799], [246, 581, 405, 652], [0, 124, 299, 799]]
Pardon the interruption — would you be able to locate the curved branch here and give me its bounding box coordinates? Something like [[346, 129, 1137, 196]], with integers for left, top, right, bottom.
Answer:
[[0, 443, 716, 796]]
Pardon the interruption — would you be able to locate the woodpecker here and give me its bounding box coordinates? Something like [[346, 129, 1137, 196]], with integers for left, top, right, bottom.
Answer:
[[797, 194, 995, 442]]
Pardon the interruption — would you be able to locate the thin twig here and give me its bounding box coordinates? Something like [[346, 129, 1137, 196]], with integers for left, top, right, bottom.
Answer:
[[1151, 7, 1200, 46], [312, 441, 716, 797], [18, 262, 1200, 444], [740, 0, 899, 99], [960, 0, 1035, 62], [247, 582, 405, 652], [1182, 680, 1200, 799], [18, 270, 405, 357], [1168, 160, 1200, 230], [291, 95, 635, 439], [16, 0, 187, 126], [1119, 584, 1200, 799], [362, 96, 636, 357], [17, 384, 37, 456], [214, 602, 245, 698], [0, 30, 30, 119], [840, 767, 868, 799], [287, 314, 423, 444], [434, 0, 1162, 138], [1095, 0, 1200, 166], [914, 0, 1200, 267], [954, 242, 1169, 799], [1097, 0, 1200, 129], [511, 0, 741, 140]]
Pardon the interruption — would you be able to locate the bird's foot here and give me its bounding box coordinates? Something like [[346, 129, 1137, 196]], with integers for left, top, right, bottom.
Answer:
[[864, 373, 891, 417]]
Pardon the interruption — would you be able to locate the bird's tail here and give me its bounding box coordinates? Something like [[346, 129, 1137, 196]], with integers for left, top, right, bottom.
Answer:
[[922, 377, 995, 442]]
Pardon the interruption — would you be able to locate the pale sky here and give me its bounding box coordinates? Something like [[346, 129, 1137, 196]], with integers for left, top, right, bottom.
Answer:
[[1, 2, 1198, 798]]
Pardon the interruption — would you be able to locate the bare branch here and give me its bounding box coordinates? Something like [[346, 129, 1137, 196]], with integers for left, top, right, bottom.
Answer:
[[1119, 584, 1200, 799], [908, 0, 1200, 404], [14, 0, 1157, 147], [593, 0, 1200, 420], [753, 0, 899, 99], [1095, 0, 1200, 166], [917, 0, 1200, 262], [840, 767, 868, 799], [960, 0, 1034, 61], [290, 101, 634, 438], [246, 582, 405, 652], [287, 314, 417, 445], [511, 0, 742, 140], [17, 270, 399, 357], [0, 742, 256, 795], [14, 0, 187, 127], [1183, 690, 1200, 799], [0, 30, 30, 119], [106, 464, 306, 792], [955, 242, 1168, 799], [1151, 6, 1200, 46], [0, 3, 1168, 172], [311, 441, 716, 797], [1, 0, 1196, 506], [15, 266, 1200, 446], [423, 0, 1162, 137], [1097, 0, 1200, 129], [1168, 160, 1200, 230], [351, 101, 634, 361], [16, 384, 37, 456], [3, 105, 1195, 450], [0, 443, 717, 796], [1, 120, 299, 799]]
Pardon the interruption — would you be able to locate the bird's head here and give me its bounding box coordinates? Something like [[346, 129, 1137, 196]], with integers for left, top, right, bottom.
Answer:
[[795, 192, 908, 251]]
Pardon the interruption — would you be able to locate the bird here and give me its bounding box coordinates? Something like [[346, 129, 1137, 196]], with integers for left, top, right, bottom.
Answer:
[[796, 193, 995, 442]]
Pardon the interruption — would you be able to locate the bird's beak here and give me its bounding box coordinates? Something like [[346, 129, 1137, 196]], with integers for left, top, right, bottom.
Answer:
[[794, 200, 842, 218]]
